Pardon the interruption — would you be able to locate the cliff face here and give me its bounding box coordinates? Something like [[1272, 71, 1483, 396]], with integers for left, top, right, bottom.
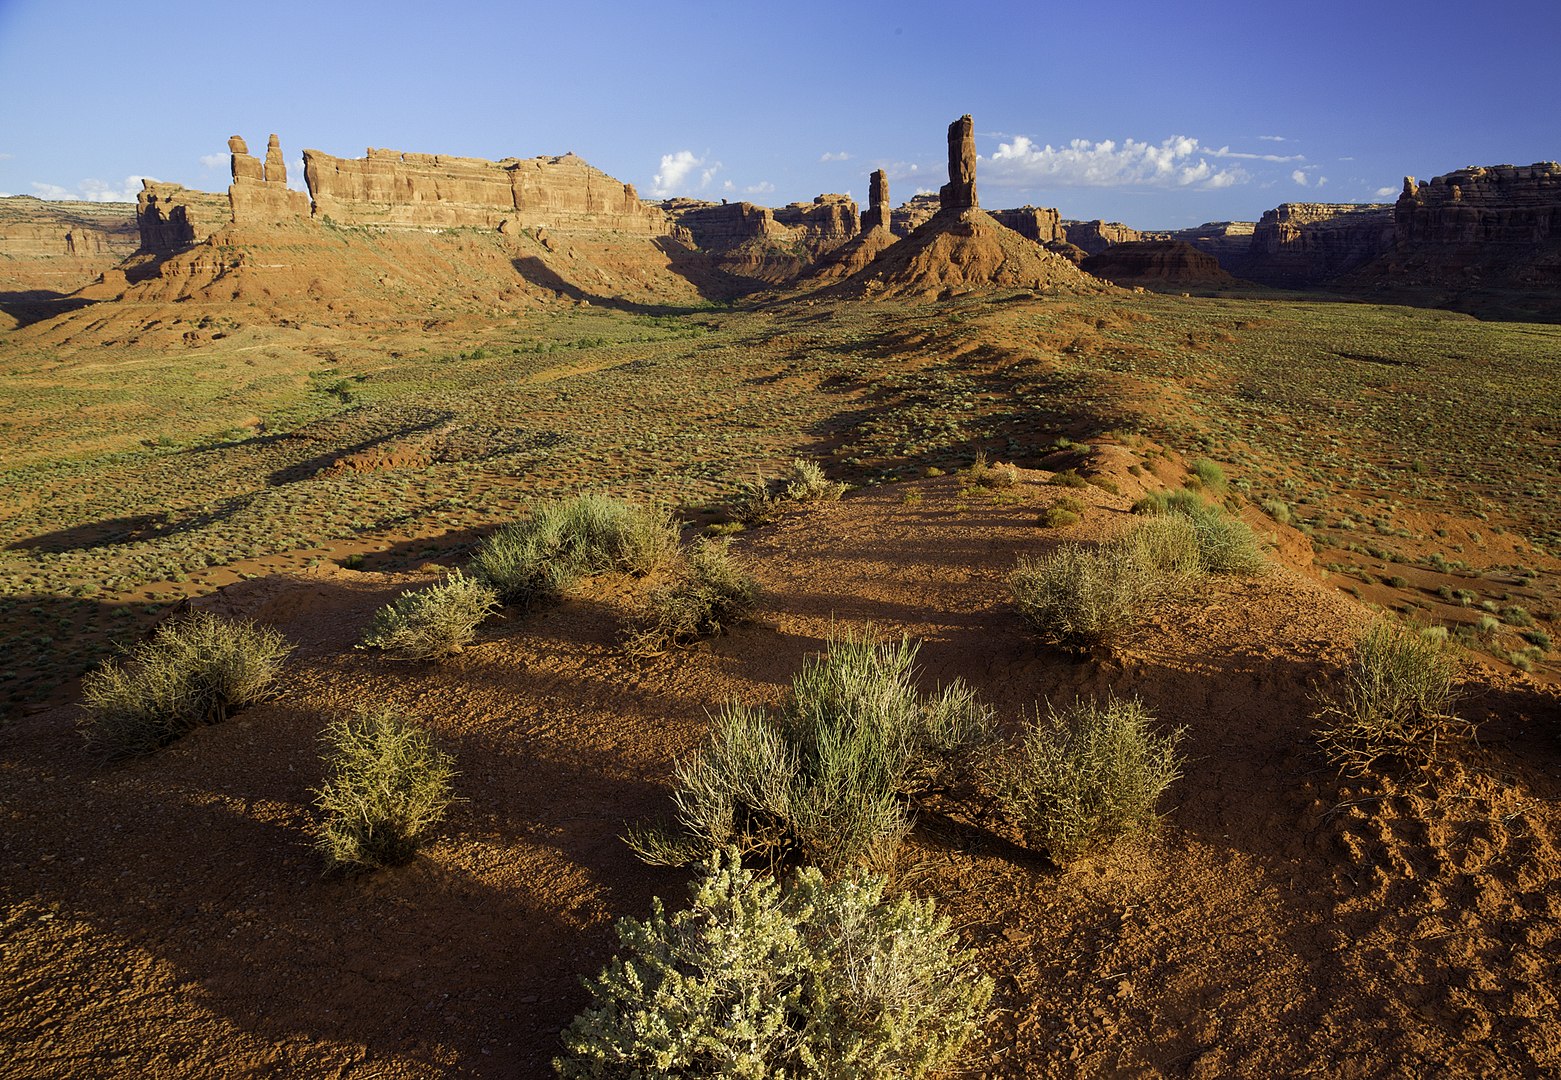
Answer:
[[1396, 163, 1561, 246], [0, 196, 140, 293], [773, 194, 859, 247], [1242, 203, 1395, 286], [662, 195, 860, 287], [1080, 240, 1239, 289], [989, 205, 1063, 244], [1063, 220, 1142, 256], [1163, 221, 1256, 271], [891, 193, 941, 237], [304, 148, 670, 235], [135, 183, 233, 254]]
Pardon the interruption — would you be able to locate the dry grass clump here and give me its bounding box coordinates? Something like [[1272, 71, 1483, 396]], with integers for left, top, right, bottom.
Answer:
[[628, 631, 992, 872], [966, 451, 1018, 489], [80, 612, 292, 757], [468, 493, 679, 609], [620, 538, 758, 659], [314, 707, 455, 872], [1315, 622, 1467, 775], [557, 848, 992, 1079], [1131, 487, 1266, 574], [1038, 495, 1085, 528], [991, 696, 1184, 863], [361, 570, 499, 659], [781, 456, 847, 502]]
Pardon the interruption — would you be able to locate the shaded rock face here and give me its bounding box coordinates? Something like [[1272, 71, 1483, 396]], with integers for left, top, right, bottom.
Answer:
[[773, 194, 860, 247], [891, 193, 941, 237], [1395, 163, 1561, 247], [135, 182, 231, 253], [1243, 203, 1395, 286], [304, 148, 670, 235], [1063, 220, 1142, 256], [861, 169, 890, 232], [939, 114, 978, 210], [1162, 221, 1256, 270], [664, 195, 859, 287], [989, 205, 1063, 244], [1080, 240, 1238, 287]]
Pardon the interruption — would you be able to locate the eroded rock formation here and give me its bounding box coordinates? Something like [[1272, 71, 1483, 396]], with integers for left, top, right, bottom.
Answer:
[[305, 148, 670, 235], [862, 170, 890, 232], [228, 133, 309, 225], [1080, 240, 1239, 289], [773, 194, 859, 247], [1395, 163, 1561, 247], [940, 114, 977, 210], [1063, 220, 1142, 256], [135, 182, 231, 253], [0, 195, 139, 293], [1243, 203, 1395, 286], [891, 193, 941, 237], [989, 205, 1063, 244]]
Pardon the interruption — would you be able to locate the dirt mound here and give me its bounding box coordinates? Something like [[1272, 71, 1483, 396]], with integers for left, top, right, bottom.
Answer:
[[822, 207, 1111, 300], [789, 225, 899, 288]]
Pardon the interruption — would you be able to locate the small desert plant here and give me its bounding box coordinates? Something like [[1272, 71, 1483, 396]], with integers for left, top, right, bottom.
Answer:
[[628, 632, 992, 872], [991, 696, 1185, 863], [782, 456, 847, 502], [1315, 622, 1466, 775], [314, 707, 455, 872], [1189, 457, 1228, 493], [1038, 495, 1085, 528], [1130, 488, 1265, 574], [556, 848, 993, 1079], [1009, 540, 1159, 652], [729, 471, 781, 527], [621, 539, 758, 658], [361, 571, 499, 659], [469, 494, 680, 608], [1261, 497, 1293, 526], [80, 612, 292, 757], [1049, 468, 1089, 488], [966, 451, 1018, 489]]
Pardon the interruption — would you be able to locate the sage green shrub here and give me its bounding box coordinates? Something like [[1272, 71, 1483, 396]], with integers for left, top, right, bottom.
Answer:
[[361, 570, 499, 659], [620, 538, 758, 659], [782, 456, 847, 502], [556, 848, 993, 1079], [628, 632, 992, 872], [80, 612, 292, 757], [314, 708, 455, 872]]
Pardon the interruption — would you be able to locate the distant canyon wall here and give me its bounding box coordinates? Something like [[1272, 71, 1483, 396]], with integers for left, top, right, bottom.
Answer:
[[0, 196, 140, 292], [1241, 202, 1396, 286]]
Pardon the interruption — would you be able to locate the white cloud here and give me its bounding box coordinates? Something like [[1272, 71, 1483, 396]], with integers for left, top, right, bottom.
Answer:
[[32, 176, 155, 202], [30, 181, 71, 199], [199, 153, 226, 169], [0, 152, 14, 161], [1316, 176, 1329, 188], [650, 150, 723, 197], [985, 134, 1247, 190], [1258, 135, 1288, 143], [722, 179, 735, 192], [914, 187, 934, 196], [1374, 185, 1398, 198], [1208, 146, 1304, 163], [744, 181, 775, 195], [819, 151, 850, 162], [1291, 169, 1309, 186]]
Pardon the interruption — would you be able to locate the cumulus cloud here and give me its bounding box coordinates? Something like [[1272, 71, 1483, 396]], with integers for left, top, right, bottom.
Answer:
[[819, 151, 850, 162], [650, 150, 721, 197], [1375, 185, 1398, 198], [31, 175, 155, 202], [744, 181, 775, 195], [1291, 169, 1309, 186], [199, 153, 226, 169], [985, 135, 1246, 190]]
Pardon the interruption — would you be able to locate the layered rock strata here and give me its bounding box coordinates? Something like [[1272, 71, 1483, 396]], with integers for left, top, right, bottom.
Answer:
[[228, 133, 309, 225], [304, 148, 670, 235], [989, 205, 1063, 244], [861, 170, 890, 232], [1080, 240, 1239, 288], [1242, 202, 1394, 286], [1063, 220, 1142, 256], [0, 196, 139, 292], [135, 183, 231, 253], [891, 193, 941, 237], [1395, 163, 1561, 247]]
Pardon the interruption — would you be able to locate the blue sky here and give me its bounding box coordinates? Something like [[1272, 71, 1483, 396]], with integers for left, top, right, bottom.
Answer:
[[1, 0, 1556, 229]]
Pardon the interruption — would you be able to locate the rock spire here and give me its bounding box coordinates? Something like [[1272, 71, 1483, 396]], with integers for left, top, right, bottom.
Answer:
[[862, 169, 890, 232], [939, 114, 977, 210]]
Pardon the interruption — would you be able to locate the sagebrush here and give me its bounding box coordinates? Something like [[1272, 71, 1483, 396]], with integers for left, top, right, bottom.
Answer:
[[468, 494, 679, 608], [361, 570, 499, 659], [992, 696, 1185, 863], [1315, 622, 1466, 775], [80, 612, 292, 757], [314, 707, 455, 872], [620, 538, 758, 658], [628, 631, 992, 872], [556, 848, 993, 1078], [781, 456, 847, 502]]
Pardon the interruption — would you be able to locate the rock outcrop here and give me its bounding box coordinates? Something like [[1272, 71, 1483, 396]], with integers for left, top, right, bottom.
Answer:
[[1063, 220, 1142, 256], [1395, 163, 1561, 247], [861, 170, 890, 233], [1080, 240, 1241, 289], [891, 193, 941, 237], [989, 205, 1063, 244], [773, 194, 860, 247], [228, 133, 309, 226], [1163, 221, 1256, 270], [135, 182, 231, 253], [663, 195, 859, 287], [940, 114, 978, 210], [304, 148, 671, 235], [0, 195, 139, 293], [1241, 203, 1395, 286]]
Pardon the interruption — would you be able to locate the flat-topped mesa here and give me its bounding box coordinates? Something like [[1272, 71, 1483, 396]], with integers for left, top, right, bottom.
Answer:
[[1243, 202, 1396, 285], [136, 181, 231, 253], [862, 170, 891, 232], [228, 133, 309, 225], [773, 194, 860, 246], [303, 148, 670, 235], [1063, 220, 1142, 256], [939, 114, 977, 210], [1394, 162, 1561, 246]]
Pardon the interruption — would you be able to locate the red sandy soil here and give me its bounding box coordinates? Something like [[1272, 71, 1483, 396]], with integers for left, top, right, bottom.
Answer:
[[3, 467, 1558, 1077]]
